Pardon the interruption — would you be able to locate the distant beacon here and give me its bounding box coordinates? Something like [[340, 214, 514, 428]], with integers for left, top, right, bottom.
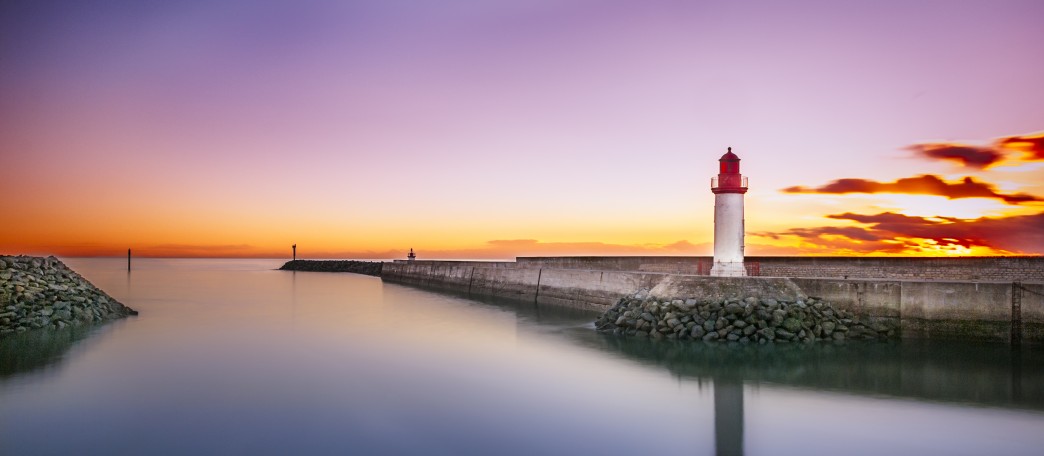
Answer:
[[710, 147, 748, 277], [407, 248, 416, 263]]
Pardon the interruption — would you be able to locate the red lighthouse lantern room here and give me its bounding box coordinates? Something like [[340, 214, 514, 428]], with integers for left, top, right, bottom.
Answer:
[[711, 147, 748, 194]]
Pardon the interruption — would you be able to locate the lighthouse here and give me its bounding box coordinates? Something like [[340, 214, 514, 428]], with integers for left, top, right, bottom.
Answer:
[[710, 147, 748, 277]]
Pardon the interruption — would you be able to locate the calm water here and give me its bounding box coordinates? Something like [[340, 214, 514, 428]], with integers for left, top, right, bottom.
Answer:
[[2, 258, 1043, 455]]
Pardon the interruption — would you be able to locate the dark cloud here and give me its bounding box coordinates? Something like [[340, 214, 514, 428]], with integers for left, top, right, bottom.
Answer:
[[998, 132, 1044, 160], [907, 143, 1002, 169], [904, 131, 1044, 168], [757, 212, 1044, 254], [783, 174, 1041, 205]]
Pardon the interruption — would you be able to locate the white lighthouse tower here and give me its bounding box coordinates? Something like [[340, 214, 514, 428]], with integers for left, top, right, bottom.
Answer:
[[710, 147, 748, 277]]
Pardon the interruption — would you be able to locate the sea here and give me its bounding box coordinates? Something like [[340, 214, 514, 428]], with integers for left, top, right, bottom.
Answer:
[[2, 258, 1042, 455]]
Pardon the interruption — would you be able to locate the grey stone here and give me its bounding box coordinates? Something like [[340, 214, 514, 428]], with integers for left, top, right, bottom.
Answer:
[[724, 303, 744, 315], [690, 326, 706, 339], [782, 318, 802, 333], [822, 321, 836, 335], [672, 301, 694, 312]]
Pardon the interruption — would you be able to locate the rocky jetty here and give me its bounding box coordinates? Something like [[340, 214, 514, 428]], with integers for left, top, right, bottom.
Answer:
[[1, 255, 136, 338], [279, 260, 383, 276], [595, 290, 895, 343]]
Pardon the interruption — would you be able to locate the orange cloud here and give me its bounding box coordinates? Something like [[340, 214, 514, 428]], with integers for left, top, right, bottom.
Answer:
[[783, 174, 1041, 204], [756, 211, 1044, 255], [998, 132, 1044, 160], [907, 130, 1044, 169], [0, 243, 288, 259], [907, 143, 1002, 169]]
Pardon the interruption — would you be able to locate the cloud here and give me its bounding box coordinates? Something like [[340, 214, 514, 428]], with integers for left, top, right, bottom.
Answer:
[[765, 130, 1044, 255], [783, 174, 1041, 204], [136, 244, 269, 258], [907, 143, 1002, 169], [755, 211, 1044, 255], [998, 132, 1044, 160], [907, 130, 1044, 168], [0, 243, 283, 258]]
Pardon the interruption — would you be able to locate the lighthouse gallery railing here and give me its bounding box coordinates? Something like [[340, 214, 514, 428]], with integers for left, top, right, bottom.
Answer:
[[711, 176, 748, 189]]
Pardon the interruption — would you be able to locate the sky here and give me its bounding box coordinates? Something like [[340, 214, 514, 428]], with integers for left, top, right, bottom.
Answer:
[[1, 0, 1042, 259]]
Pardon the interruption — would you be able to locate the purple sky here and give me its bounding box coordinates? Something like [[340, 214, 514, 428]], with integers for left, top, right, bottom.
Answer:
[[2, 0, 1043, 257]]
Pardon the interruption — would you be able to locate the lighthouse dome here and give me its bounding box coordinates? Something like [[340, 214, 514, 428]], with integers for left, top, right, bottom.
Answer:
[[718, 147, 741, 174], [719, 147, 740, 161]]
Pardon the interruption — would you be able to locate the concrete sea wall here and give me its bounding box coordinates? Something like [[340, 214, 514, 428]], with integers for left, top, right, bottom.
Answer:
[[382, 261, 1044, 344], [511, 256, 1044, 281]]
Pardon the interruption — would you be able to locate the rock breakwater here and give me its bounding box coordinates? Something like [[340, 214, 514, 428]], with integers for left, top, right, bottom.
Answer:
[[595, 290, 895, 343], [279, 260, 383, 276], [1, 255, 136, 338]]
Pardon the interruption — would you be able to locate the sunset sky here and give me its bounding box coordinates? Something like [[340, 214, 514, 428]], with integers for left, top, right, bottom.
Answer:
[[2, 0, 1042, 259]]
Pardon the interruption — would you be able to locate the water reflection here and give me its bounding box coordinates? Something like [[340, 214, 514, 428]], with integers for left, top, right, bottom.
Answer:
[[469, 294, 1044, 455], [715, 380, 743, 456], [569, 333, 1044, 411], [3, 259, 1042, 456], [0, 323, 113, 379], [466, 292, 1044, 412]]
